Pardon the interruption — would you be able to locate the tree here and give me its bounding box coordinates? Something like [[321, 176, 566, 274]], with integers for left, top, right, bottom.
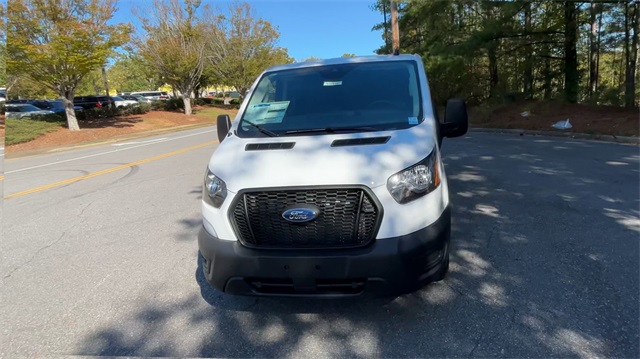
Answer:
[[0, 2, 6, 87], [523, 1, 533, 99], [563, 1, 579, 103], [370, 0, 635, 107], [194, 65, 222, 99], [7, 76, 57, 99], [7, 0, 130, 130], [136, 0, 212, 115], [301, 56, 321, 62], [589, 1, 600, 98], [107, 53, 164, 93], [624, 0, 639, 108], [371, 0, 391, 54], [207, 2, 293, 100], [76, 68, 106, 96]]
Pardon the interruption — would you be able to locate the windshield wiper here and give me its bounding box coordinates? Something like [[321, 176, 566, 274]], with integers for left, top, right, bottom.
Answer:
[[242, 120, 278, 137], [284, 126, 379, 135]]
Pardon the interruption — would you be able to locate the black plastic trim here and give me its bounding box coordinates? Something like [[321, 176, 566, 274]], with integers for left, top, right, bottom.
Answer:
[[228, 185, 384, 251], [245, 142, 295, 151], [198, 205, 451, 297], [331, 137, 390, 147]]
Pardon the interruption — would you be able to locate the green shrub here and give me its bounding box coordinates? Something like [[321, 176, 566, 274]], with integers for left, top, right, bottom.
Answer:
[[136, 103, 152, 113], [76, 103, 151, 121], [598, 87, 622, 107], [150, 100, 165, 111], [119, 104, 149, 116], [163, 98, 185, 111], [76, 107, 112, 121], [205, 98, 240, 110], [195, 97, 214, 106]]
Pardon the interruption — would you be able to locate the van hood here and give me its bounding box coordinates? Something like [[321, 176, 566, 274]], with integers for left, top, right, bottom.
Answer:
[[208, 123, 437, 192]]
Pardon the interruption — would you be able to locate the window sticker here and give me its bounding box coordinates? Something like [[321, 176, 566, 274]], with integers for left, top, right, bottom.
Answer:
[[244, 101, 290, 124], [408, 116, 419, 125], [323, 81, 343, 86]]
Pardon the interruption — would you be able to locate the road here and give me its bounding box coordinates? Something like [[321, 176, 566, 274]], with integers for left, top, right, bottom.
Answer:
[[1, 128, 638, 358]]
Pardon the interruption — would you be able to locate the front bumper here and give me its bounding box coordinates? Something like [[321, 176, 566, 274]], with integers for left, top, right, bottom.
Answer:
[[198, 206, 451, 297]]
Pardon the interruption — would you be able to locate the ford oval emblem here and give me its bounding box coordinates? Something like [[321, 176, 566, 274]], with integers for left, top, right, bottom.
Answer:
[[282, 205, 320, 223]]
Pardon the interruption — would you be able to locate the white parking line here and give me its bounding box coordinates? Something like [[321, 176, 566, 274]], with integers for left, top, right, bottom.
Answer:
[[111, 138, 168, 146], [6, 129, 216, 174]]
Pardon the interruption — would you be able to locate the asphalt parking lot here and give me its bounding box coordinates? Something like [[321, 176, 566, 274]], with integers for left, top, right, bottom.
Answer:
[[1, 128, 638, 358]]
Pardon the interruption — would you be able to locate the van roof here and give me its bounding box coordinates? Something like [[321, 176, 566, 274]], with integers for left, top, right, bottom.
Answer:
[[265, 54, 421, 73]]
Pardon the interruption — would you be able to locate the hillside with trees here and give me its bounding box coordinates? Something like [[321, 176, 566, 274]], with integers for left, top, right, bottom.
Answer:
[[372, 0, 639, 109]]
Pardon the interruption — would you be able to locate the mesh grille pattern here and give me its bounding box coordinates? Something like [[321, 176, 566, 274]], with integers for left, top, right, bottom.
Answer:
[[231, 188, 380, 249]]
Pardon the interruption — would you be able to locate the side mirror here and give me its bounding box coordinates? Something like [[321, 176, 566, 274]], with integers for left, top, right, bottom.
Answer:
[[217, 114, 232, 142], [442, 98, 468, 138]]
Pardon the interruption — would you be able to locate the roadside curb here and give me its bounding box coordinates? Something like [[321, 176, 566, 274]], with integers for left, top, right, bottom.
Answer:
[[6, 122, 638, 159], [6, 121, 216, 159], [470, 127, 640, 145], [48, 122, 216, 151]]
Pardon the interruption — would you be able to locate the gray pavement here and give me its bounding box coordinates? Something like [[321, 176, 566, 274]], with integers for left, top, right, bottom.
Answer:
[[1, 130, 638, 358]]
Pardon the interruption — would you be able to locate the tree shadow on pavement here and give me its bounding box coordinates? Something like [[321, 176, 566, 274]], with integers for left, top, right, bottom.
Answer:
[[75, 133, 639, 358], [79, 116, 143, 129]]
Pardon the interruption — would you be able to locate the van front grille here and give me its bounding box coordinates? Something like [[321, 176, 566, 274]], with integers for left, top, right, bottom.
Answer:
[[230, 187, 381, 249]]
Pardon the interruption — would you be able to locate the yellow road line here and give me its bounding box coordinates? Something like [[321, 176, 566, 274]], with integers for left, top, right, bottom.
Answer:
[[0, 175, 4, 181], [5, 141, 217, 199]]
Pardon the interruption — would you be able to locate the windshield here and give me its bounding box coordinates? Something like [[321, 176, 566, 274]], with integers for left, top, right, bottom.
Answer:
[[48, 101, 64, 108], [19, 105, 42, 112], [238, 60, 422, 137], [112, 96, 124, 101]]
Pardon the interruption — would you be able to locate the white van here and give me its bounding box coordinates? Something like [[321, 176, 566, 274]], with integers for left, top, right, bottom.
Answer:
[[199, 54, 468, 297], [130, 91, 168, 101]]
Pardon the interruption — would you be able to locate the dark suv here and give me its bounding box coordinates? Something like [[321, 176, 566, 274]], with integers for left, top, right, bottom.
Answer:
[[73, 95, 113, 109], [32, 100, 84, 115]]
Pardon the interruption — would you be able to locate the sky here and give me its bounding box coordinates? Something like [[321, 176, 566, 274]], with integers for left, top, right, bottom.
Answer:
[[110, 0, 385, 61]]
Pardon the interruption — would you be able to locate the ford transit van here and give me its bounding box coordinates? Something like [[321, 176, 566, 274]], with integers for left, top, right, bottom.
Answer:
[[199, 54, 468, 297]]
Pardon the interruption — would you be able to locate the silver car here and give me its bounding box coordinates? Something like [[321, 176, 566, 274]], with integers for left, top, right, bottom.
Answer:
[[130, 91, 169, 101], [5, 104, 56, 119]]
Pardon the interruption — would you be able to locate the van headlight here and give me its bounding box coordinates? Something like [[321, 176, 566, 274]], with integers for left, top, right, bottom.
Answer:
[[387, 149, 441, 203], [204, 168, 227, 208]]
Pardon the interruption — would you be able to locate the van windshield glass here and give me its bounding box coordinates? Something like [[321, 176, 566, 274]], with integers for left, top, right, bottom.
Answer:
[[238, 60, 422, 137]]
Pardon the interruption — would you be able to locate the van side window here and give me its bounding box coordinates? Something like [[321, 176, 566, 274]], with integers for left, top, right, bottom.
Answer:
[[247, 78, 276, 105]]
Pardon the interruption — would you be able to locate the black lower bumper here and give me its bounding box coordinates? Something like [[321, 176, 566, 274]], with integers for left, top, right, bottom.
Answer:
[[198, 206, 451, 297]]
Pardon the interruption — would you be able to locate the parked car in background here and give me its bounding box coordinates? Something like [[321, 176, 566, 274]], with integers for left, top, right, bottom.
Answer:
[[5, 104, 56, 119], [32, 99, 83, 115], [110, 96, 139, 108], [130, 91, 169, 101], [120, 94, 151, 104], [6, 99, 36, 105], [73, 95, 113, 109], [0, 88, 6, 102]]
